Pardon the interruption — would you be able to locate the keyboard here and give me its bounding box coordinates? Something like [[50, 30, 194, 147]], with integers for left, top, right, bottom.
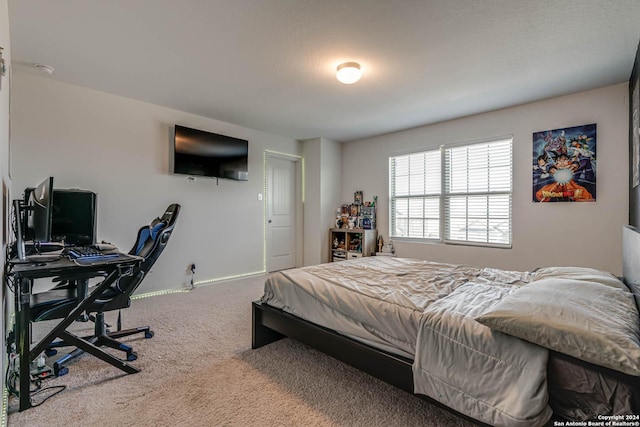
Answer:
[[66, 246, 119, 261]]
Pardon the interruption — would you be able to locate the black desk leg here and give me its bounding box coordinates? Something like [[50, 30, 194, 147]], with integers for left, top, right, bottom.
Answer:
[[17, 277, 32, 411], [58, 331, 139, 375]]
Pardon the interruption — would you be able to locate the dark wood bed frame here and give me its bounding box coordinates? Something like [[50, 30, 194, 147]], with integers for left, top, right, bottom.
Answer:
[[251, 300, 494, 425], [251, 226, 640, 424], [252, 301, 414, 393]]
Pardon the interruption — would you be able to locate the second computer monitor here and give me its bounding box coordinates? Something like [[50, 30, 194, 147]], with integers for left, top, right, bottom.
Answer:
[[51, 189, 97, 246], [28, 177, 55, 243]]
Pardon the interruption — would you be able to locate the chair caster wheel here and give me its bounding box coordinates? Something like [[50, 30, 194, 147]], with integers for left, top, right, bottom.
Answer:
[[55, 366, 68, 376], [45, 349, 57, 357], [144, 331, 154, 339], [127, 352, 138, 362]]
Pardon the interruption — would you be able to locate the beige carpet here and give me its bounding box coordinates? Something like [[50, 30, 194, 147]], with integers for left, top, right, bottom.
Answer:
[[7, 275, 473, 427]]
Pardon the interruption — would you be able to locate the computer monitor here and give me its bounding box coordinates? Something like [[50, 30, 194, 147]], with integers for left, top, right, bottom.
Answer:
[[51, 189, 97, 245], [26, 176, 54, 243]]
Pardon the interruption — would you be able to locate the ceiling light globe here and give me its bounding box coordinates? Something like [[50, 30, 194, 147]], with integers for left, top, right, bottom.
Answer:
[[336, 62, 361, 84]]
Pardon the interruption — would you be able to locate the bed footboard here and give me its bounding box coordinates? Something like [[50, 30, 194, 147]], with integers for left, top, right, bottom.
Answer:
[[252, 301, 504, 426], [251, 301, 415, 393]]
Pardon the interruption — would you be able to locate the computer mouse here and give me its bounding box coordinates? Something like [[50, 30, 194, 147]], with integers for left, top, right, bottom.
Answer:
[[94, 243, 117, 251]]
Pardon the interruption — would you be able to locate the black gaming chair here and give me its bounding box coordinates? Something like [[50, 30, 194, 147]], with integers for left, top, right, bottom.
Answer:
[[30, 203, 181, 376]]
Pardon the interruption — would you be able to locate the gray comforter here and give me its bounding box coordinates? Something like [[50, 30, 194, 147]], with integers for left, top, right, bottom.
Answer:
[[412, 281, 551, 426], [261, 257, 633, 426]]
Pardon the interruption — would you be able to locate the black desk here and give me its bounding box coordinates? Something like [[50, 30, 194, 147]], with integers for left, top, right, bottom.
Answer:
[[7, 252, 142, 411]]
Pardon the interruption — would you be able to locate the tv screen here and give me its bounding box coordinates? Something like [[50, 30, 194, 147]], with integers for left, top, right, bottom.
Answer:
[[173, 125, 248, 181]]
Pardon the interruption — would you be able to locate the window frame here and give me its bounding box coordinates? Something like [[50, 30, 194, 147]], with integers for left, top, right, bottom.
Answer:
[[389, 135, 513, 249]]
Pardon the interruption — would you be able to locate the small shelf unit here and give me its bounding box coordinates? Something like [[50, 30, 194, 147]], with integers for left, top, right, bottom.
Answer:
[[330, 228, 377, 262]]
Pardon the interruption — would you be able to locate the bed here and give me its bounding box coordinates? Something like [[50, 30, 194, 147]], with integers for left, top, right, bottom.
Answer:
[[252, 225, 640, 426]]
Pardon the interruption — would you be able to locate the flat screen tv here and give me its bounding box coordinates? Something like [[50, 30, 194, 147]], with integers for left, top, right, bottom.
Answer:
[[172, 125, 248, 181]]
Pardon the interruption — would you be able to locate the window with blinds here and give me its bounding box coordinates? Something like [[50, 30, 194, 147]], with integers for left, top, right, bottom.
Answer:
[[389, 137, 512, 247], [389, 150, 441, 239]]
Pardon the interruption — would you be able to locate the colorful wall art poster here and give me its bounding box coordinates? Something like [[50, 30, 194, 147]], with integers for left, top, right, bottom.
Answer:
[[532, 123, 596, 202]]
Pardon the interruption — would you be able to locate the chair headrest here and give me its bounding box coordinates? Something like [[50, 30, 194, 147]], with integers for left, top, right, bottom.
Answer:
[[133, 204, 181, 257], [159, 204, 180, 227], [134, 221, 166, 256]]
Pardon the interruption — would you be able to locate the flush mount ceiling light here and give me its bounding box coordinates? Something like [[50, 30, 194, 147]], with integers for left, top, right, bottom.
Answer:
[[336, 62, 361, 84], [33, 64, 55, 75]]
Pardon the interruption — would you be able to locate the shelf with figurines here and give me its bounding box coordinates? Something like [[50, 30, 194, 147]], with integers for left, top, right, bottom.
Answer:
[[330, 191, 378, 262], [334, 192, 377, 231]]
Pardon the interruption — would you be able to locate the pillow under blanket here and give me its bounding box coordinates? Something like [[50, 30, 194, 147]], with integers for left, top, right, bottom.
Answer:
[[533, 266, 627, 290], [476, 277, 640, 376]]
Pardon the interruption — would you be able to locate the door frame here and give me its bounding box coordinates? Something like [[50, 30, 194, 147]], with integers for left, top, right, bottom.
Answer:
[[264, 151, 303, 272]]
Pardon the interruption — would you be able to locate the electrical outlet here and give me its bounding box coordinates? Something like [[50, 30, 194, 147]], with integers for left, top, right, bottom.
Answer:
[[188, 263, 196, 289]]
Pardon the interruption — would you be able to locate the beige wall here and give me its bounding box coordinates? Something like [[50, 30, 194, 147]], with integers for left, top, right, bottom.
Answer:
[[343, 84, 629, 275], [10, 72, 301, 292], [303, 137, 342, 265]]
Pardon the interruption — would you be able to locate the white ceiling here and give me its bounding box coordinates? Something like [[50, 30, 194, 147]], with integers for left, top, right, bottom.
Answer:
[[8, 0, 640, 142]]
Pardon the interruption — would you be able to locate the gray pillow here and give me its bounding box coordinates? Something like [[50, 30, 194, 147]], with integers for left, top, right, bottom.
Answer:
[[475, 277, 640, 376], [533, 266, 627, 290]]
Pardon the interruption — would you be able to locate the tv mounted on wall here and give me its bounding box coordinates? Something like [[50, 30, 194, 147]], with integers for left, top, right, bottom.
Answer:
[[172, 125, 249, 181]]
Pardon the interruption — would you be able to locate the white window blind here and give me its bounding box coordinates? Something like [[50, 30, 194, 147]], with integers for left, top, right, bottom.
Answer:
[[389, 137, 512, 247], [389, 150, 441, 239], [444, 138, 512, 246]]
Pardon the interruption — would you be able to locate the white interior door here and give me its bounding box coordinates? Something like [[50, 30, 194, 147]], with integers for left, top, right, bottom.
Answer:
[[266, 155, 297, 272]]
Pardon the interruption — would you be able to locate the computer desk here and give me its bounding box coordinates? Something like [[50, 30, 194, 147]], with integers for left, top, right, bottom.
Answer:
[[7, 251, 142, 411]]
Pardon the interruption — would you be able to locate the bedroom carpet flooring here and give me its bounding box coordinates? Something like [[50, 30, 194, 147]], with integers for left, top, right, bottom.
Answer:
[[7, 274, 473, 427]]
